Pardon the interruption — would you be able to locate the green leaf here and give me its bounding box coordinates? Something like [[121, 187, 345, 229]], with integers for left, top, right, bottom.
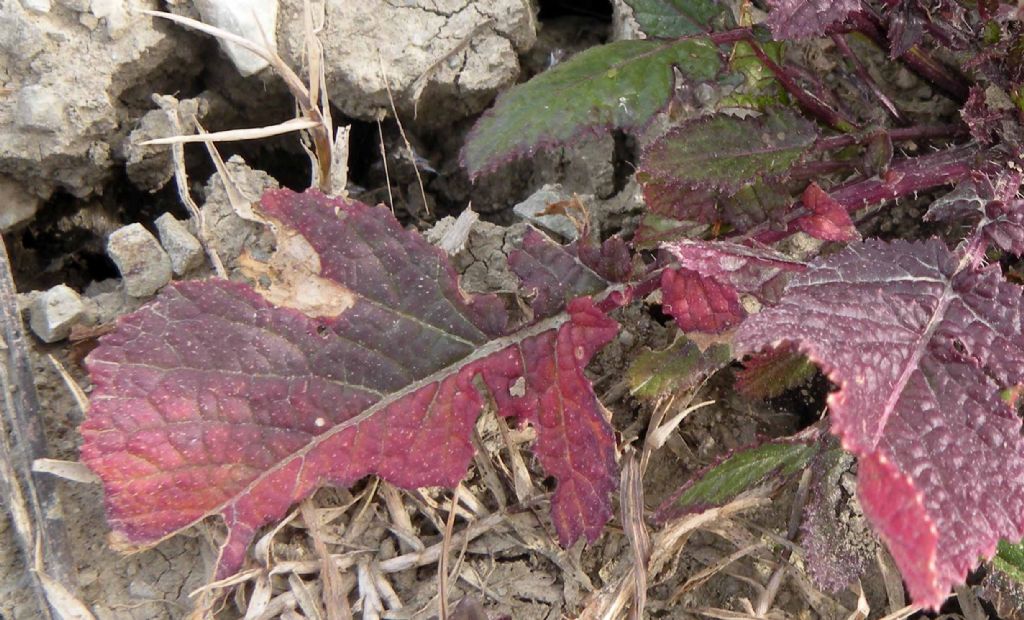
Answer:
[[639, 108, 818, 194], [628, 334, 731, 399], [624, 0, 734, 38], [996, 540, 1024, 583], [461, 39, 723, 179], [654, 440, 819, 521], [735, 345, 817, 399]]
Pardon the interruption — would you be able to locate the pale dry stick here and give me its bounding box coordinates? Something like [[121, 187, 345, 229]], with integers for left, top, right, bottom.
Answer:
[[669, 543, 766, 603], [300, 499, 352, 620], [877, 604, 924, 620], [368, 563, 403, 611], [494, 413, 535, 503], [580, 497, 771, 619], [752, 466, 814, 617], [47, 353, 88, 414], [140, 10, 336, 193], [620, 450, 650, 620], [356, 558, 385, 619], [437, 486, 462, 620], [380, 482, 424, 553], [846, 580, 870, 620], [195, 121, 265, 224], [377, 117, 396, 213], [142, 118, 322, 146], [153, 95, 228, 278], [288, 572, 324, 620], [642, 398, 716, 473], [378, 54, 431, 216], [32, 458, 98, 485], [470, 428, 509, 510]]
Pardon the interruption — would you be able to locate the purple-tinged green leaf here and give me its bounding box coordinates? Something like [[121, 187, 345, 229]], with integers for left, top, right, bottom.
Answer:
[[736, 238, 1024, 609], [462, 39, 722, 179], [653, 439, 819, 522], [735, 345, 816, 400], [627, 333, 731, 399], [633, 214, 709, 250], [623, 0, 733, 38], [638, 109, 818, 195], [765, 0, 860, 41]]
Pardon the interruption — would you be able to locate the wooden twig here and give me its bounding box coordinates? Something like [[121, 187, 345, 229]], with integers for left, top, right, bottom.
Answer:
[[0, 234, 78, 619]]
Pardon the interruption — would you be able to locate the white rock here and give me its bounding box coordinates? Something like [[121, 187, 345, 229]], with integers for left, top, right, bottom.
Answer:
[[193, 0, 278, 77], [155, 213, 204, 275], [107, 223, 172, 297], [0, 176, 42, 231], [20, 0, 51, 13], [29, 285, 86, 343], [15, 85, 65, 132], [512, 184, 579, 241]]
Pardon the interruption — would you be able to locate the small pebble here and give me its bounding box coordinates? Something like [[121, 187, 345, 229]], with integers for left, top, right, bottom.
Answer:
[[29, 284, 86, 343], [107, 223, 172, 297], [154, 213, 204, 276]]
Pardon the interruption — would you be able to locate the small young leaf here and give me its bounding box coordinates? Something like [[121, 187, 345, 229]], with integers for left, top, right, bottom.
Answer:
[[765, 0, 860, 41], [638, 109, 818, 195], [736, 238, 1024, 609], [796, 182, 860, 242], [735, 345, 816, 399], [82, 190, 620, 581], [623, 0, 733, 38], [661, 267, 746, 333], [462, 39, 722, 179], [653, 439, 819, 522], [996, 540, 1024, 583], [627, 333, 731, 399]]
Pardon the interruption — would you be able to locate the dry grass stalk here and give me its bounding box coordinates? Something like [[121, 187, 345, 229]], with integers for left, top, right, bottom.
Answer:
[[140, 10, 338, 194], [152, 94, 227, 278], [300, 500, 351, 620], [620, 450, 650, 620], [377, 55, 430, 216]]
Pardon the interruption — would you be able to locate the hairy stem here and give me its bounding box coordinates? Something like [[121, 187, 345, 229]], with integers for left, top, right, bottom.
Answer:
[[848, 12, 969, 102]]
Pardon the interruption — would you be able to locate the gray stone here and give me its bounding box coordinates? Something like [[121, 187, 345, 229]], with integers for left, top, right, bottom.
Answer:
[[154, 213, 204, 275], [194, 0, 278, 76], [29, 285, 85, 343], [277, 0, 535, 125], [106, 223, 172, 297], [14, 85, 64, 132], [512, 184, 580, 241]]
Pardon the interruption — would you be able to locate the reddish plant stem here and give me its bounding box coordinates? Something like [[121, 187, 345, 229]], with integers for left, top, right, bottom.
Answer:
[[743, 37, 859, 132], [848, 12, 969, 102], [813, 123, 966, 152], [706, 28, 858, 132], [747, 145, 987, 244], [831, 33, 902, 120]]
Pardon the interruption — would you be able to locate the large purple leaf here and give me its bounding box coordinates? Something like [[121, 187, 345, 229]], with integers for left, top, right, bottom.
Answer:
[[736, 238, 1024, 608], [81, 190, 619, 580]]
